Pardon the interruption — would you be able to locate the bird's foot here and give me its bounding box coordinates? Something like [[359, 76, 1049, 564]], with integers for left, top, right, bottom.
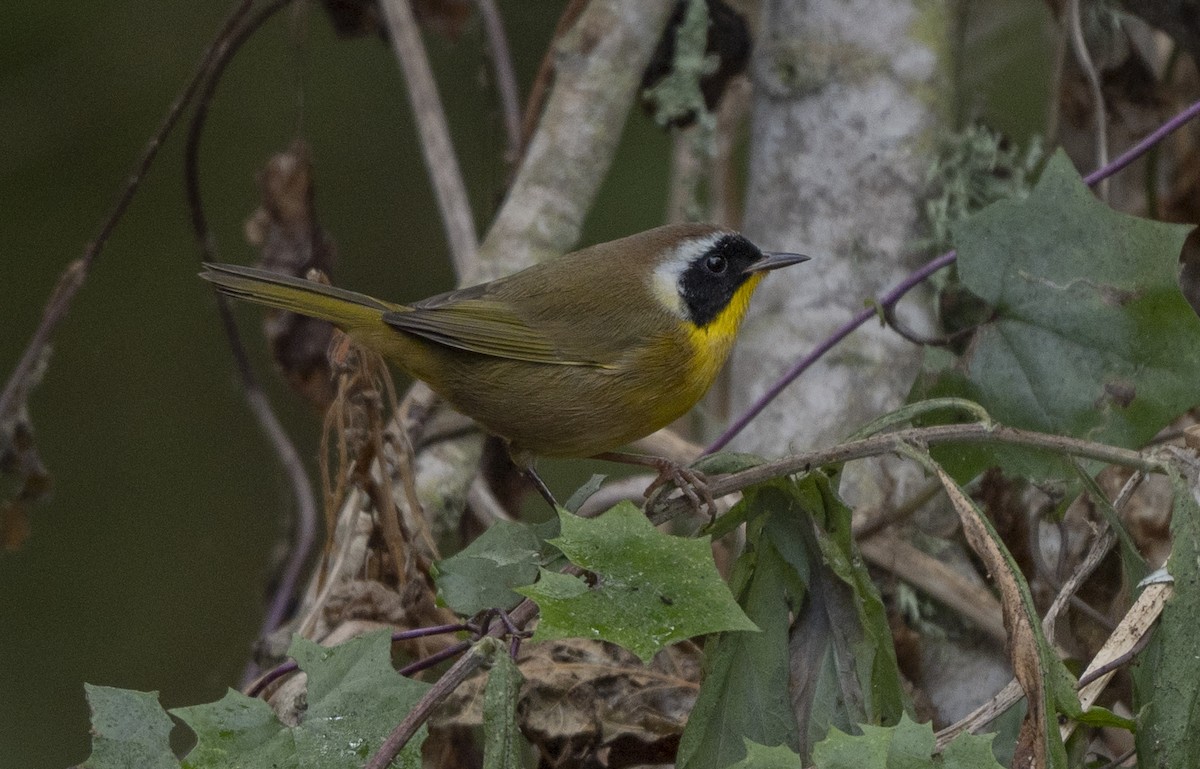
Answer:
[[592, 451, 715, 518], [642, 459, 716, 520]]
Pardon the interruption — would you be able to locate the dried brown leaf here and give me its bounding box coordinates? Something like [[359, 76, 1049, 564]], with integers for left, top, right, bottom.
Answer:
[[243, 140, 339, 410], [0, 408, 52, 551], [436, 638, 701, 769], [931, 463, 1055, 769], [1061, 579, 1171, 742]]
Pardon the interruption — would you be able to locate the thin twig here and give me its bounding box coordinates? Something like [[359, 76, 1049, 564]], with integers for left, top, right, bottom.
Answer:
[[365, 597, 541, 768], [1081, 98, 1200, 185], [173, 0, 314, 686], [665, 423, 1160, 525], [1068, 593, 1119, 632], [379, 0, 478, 275], [881, 300, 977, 347], [186, 0, 298, 264], [0, 0, 255, 423], [472, 0, 522, 166], [244, 622, 473, 698], [1066, 0, 1110, 202], [366, 645, 488, 768], [396, 640, 471, 677], [242, 388, 318, 633], [1095, 747, 1136, 769], [0, 262, 86, 420], [852, 478, 943, 539], [1042, 531, 1117, 638]]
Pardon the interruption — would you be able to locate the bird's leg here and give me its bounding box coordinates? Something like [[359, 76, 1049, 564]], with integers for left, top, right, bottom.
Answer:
[[508, 445, 560, 510], [524, 465, 560, 510], [592, 451, 716, 517]]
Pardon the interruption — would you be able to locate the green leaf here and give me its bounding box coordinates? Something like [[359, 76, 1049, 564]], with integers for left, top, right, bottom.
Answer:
[[679, 477, 907, 768], [81, 685, 179, 769], [794, 474, 907, 741], [941, 729, 1007, 769], [482, 642, 528, 769], [564, 474, 607, 513], [726, 739, 803, 769], [434, 520, 546, 615], [811, 715, 1003, 769], [846, 397, 993, 441], [515, 502, 757, 663], [677, 488, 805, 769], [173, 690, 286, 768], [908, 350, 1067, 481], [291, 633, 429, 766], [1135, 470, 1200, 769], [1072, 705, 1136, 732], [759, 477, 908, 756], [173, 630, 430, 768], [948, 150, 1199, 461]]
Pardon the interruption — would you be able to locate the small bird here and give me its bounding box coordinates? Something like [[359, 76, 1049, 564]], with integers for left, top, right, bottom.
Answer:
[[202, 223, 807, 502]]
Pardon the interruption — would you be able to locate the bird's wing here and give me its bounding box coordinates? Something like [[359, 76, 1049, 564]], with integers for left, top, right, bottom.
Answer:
[[382, 298, 611, 367]]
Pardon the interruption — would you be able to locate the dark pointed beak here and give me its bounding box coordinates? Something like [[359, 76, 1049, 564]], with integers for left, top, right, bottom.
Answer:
[[744, 251, 811, 273]]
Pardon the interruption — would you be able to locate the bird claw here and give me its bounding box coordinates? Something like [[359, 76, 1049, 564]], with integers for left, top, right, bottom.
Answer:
[[643, 460, 717, 520]]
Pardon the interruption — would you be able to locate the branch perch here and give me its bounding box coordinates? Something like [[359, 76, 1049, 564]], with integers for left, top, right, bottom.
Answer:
[[657, 423, 1162, 524]]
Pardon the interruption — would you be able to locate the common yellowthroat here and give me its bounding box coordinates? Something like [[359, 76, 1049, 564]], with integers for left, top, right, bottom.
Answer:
[[202, 223, 807, 491]]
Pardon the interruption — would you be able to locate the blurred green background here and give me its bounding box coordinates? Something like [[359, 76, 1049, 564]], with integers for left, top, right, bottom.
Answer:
[[0, 2, 675, 766], [0, 2, 1049, 766]]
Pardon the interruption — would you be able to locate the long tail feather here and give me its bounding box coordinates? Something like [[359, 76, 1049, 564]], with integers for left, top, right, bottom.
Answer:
[[200, 262, 401, 330]]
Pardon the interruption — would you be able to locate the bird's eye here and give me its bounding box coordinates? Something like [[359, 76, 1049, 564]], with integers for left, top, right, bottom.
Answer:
[[705, 254, 727, 274]]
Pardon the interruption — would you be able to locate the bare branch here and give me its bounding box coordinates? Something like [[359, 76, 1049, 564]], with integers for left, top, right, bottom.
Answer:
[[174, 0, 317, 685], [478, 0, 676, 282], [515, 0, 589, 171], [655, 423, 1162, 525], [366, 598, 541, 768], [379, 0, 478, 275], [1066, 0, 1110, 201], [472, 0, 523, 166]]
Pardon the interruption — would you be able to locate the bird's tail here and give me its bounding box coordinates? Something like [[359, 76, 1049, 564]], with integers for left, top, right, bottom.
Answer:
[[200, 262, 402, 333]]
